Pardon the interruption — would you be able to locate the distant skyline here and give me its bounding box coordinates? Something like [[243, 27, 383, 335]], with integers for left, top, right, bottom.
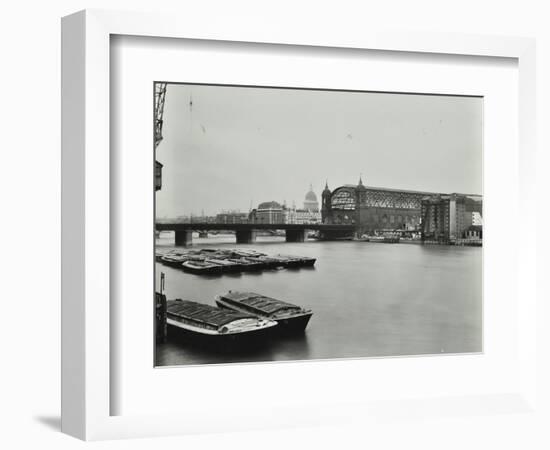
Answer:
[[155, 84, 482, 218]]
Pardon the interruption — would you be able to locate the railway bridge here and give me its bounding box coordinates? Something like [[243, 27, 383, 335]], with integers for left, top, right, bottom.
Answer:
[[155, 222, 355, 246]]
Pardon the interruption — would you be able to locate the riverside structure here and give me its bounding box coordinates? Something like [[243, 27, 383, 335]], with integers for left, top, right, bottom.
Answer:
[[156, 177, 482, 245], [321, 177, 483, 243]]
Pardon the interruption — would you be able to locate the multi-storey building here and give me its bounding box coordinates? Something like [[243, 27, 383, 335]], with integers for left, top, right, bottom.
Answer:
[[250, 201, 284, 224], [421, 194, 483, 242], [215, 211, 249, 224]]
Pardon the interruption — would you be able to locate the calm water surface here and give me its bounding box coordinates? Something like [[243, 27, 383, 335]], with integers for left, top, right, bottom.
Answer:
[[155, 233, 482, 366]]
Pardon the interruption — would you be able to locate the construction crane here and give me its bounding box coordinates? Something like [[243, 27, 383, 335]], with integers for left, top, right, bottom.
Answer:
[[154, 82, 167, 191]]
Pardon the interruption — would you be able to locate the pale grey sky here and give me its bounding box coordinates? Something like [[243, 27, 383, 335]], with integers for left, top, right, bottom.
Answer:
[[155, 84, 482, 218]]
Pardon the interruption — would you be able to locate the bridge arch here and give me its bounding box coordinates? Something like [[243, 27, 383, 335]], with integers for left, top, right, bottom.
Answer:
[[330, 186, 356, 211], [328, 186, 357, 225]]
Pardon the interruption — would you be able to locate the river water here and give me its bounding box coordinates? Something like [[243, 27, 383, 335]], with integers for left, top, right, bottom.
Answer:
[[155, 233, 482, 366]]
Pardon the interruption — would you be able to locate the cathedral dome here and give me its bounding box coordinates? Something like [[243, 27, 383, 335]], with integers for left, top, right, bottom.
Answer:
[[303, 184, 320, 212], [305, 189, 318, 202]]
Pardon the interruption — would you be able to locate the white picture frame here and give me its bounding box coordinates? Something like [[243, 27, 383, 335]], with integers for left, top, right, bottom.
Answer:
[[61, 9, 537, 441]]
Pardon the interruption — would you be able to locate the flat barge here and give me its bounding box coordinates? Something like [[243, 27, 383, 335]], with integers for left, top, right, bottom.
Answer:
[[156, 248, 316, 275], [216, 291, 313, 334], [275, 254, 316, 267], [181, 260, 223, 275], [166, 299, 277, 349]]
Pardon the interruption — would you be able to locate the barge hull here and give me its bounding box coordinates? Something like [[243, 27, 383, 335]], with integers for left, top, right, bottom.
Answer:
[[275, 313, 312, 334], [215, 299, 312, 334], [166, 320, 274, 351]]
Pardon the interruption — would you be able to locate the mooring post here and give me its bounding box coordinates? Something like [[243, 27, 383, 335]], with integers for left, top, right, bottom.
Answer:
[[155, 272, 167, 343], [155, 292, 166, 342]]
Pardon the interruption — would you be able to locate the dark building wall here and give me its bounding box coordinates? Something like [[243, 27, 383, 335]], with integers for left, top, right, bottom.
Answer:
[[421, 194, 482, 242], [356, 206, 421, 232], [321, 185, 332, 224], [216, 213, 249, 224], [421, 197, 451, 241]]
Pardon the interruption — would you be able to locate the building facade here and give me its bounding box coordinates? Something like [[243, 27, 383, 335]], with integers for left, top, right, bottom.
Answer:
[[250, 201, 284, 224], [282, 207, 321, 224], [250, 187, 323, 225], [321, 178, 428, 234], [421, 194, 483, 242], [294, 208, 321, 224], [215, 211, 249, 224], [420, 195, 451, 241], [320, 177, 482, 241]]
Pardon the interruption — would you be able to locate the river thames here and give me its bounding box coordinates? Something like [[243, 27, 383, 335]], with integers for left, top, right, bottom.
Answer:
[[155, 233, 482, 366]]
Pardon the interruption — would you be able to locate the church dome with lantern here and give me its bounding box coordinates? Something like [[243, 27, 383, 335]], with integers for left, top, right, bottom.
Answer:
[[303, 184, 319, 212]]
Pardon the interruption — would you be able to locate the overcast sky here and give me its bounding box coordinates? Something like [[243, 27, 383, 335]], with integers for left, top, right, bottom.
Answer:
[[155, 83, 482, 218]]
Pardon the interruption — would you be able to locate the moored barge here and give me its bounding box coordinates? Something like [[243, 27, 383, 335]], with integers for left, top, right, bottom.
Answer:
[[157, 248, 317, 274], [277, 254, 316, 267], [166, 299, 277, 348], [215, 291, 313, 333], [181, 260, 223, 275], [160, 253, 188, 267], [205, 258, 241, 273], [226, 257, 263, 271]]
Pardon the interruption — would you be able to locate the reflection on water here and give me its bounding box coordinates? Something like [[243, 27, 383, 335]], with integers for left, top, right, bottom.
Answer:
[[155, 233, 482, 366]]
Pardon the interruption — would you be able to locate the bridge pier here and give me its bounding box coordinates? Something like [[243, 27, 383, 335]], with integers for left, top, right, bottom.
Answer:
[[286, 229, 307, 242], [175, 230, 193, 246], [236, 230, 257, 244]]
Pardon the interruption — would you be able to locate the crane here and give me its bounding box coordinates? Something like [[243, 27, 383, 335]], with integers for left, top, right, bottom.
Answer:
[[154, 82, 167, 191]]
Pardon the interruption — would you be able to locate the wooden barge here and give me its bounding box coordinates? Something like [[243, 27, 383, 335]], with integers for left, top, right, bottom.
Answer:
[[156, 248, 316, 275], [181, 260, 223, 275], [166, 299, 277, 349], [215, 291, 313, 334]]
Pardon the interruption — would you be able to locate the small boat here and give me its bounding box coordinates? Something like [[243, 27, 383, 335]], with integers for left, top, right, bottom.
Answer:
[[155, 251, 167, 262], [205, 258, 241, 273], [226, 258, 263, 271], [160, 253, 188, 267], [216, 291, 313, 333], [181, 260, 223, 275], [166, 299, 277, 348]]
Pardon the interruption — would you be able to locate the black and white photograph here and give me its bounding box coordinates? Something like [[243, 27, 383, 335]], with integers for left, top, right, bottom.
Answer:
[[154, 82, 483, 366]]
